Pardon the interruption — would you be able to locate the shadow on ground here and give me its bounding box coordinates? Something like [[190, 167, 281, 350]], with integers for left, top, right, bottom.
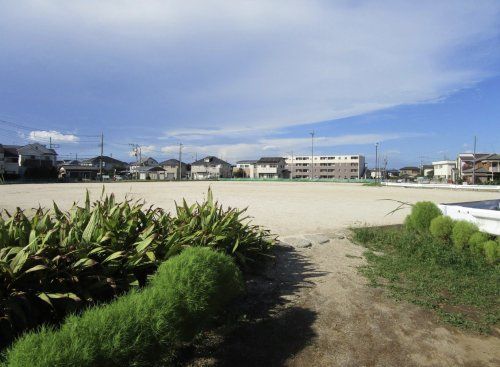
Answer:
[[177, 245, 328, 367]]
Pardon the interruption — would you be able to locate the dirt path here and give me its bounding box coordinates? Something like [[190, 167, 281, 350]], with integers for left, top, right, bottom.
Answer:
[[283, 235, 500, 367], [185, 232, 499, 367]]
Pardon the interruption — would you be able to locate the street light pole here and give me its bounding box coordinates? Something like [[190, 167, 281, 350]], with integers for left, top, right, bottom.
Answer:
[[375, 142, 379, 181], [310, 131, 315, 180], [472, 136, 477, 184]]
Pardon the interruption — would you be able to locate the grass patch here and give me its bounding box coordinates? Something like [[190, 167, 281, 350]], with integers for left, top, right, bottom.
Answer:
[[352, 226, 500, 333], [362, 181, 382, 187]]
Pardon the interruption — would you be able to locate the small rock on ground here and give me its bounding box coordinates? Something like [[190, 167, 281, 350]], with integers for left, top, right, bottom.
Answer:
[[281, 237, 312, 248], [304, 234, 330, 245]]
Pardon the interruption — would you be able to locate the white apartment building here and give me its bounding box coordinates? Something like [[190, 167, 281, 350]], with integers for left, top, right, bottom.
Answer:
[[432, 160, 457, 181], [285, 155, 365, 179]]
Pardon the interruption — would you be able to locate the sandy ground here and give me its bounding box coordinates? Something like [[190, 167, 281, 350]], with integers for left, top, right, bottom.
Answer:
[[0, 181, 498, 234], [1, 181, 499, 366]]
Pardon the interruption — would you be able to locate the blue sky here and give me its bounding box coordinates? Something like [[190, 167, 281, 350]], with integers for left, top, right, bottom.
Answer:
[[0, 0, 499, 168]]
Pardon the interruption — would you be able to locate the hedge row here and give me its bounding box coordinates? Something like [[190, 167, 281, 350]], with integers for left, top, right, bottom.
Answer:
[[405, 201, 500, 264], [1, 247, 243, 367]]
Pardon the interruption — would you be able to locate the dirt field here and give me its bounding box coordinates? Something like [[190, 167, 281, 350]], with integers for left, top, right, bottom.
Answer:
[[0, 181, 498, 234], [1, 181, 499, 366]]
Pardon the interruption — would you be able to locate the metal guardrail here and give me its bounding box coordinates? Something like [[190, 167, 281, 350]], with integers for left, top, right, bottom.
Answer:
[[383, 182, 500, 192]]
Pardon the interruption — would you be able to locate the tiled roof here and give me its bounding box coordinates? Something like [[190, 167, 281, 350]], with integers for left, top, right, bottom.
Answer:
[[256, 157, 285, 164], [191, 156, 231, 166]]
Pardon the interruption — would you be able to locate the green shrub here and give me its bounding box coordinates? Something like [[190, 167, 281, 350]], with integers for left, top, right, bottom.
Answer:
[[0, 189, 272, 347], [483, 240, 500, 264], [404, 201, 441, 233], [429, 215, 454, 242], [2, 247, 243, 367], [451, 221, 479, 251], [469, 232, 490, 255]]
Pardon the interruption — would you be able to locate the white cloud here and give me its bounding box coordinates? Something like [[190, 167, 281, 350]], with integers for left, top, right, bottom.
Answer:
[[28, 130, 79, 143], [4, 1, 499, 133]]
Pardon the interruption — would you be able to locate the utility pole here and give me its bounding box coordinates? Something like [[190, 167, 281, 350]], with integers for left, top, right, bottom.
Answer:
[[286, 150, 294, 180], [472, 135, 477, 184], [99, 132, 104, 181], [310, 131, 315, 180], [383, 156, 388, 181], [129, 143, 141, 180], [375, 142, 379, 181], [178, 142, 183, 181]]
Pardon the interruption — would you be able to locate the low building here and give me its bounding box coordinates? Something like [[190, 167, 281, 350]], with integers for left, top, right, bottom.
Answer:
[[191, 156, 232, 180], [81, 156, 127, 175], [255, 157, 287, 179], [59, 165, 99, 181], [422, 165, 434, 178], [432, 160, 457, 181], [0, 145, 4, 175], [460, 153, 500, 183], [234, 160, 257, 178], [285, 155, 365, 179], [399, 166, 420, 178], [1, 143, 57, 178], [159, 159, 189, 180], [129, 157, 159, 176]]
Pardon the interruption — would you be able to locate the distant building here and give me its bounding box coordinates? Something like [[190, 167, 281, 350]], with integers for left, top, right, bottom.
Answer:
[[432, 160, 457, 181], [422, 165, 434, 177], [129, 157, 159, 175], [81, 156, 127, 175], [234, 160, 257, 178], [255, 157, 287, 179], [0, 143, 57, 178], [460, 153, 500, 183], [59, 165, 99, 181], [191, 156, 232, 180], [0, 145, 4, 175], [399, 166, 420, 178], [286, 155, 365, 179], [159, 159, 189, 180]]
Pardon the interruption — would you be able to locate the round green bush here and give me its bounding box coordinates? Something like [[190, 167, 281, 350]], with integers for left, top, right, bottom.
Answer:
[[404, 201, 442, 233], [3, 247, 243, 367], [468, 232, 490, 255], [429, 215, 454, 242], [451, 221, 479, 251], [483, 240, 500, 264]]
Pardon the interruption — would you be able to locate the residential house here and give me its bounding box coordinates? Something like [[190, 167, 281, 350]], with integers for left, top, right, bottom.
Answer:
[[81, 156, 127, 175], [457, 153, 490, 179], [370, 169, 386, 179], [129, 157, 159, 176], [432, 160, 457, 182], [2, 146, 20, 176], [190, 156, 232, 180], [143, 166, 166, 180], [387, 169, 400, 178], [0, 145, 4, 175], [1, 143, 57, 178], [59, 165, 99, 181], [422, 165, 434, 178], [234, 160, 257, 178], [399, 166, 420, 178], [460, 153, 500, 183], [255, 157, 287, 179], [159, 159, 189, 180], [286, 155, 365, 179]]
